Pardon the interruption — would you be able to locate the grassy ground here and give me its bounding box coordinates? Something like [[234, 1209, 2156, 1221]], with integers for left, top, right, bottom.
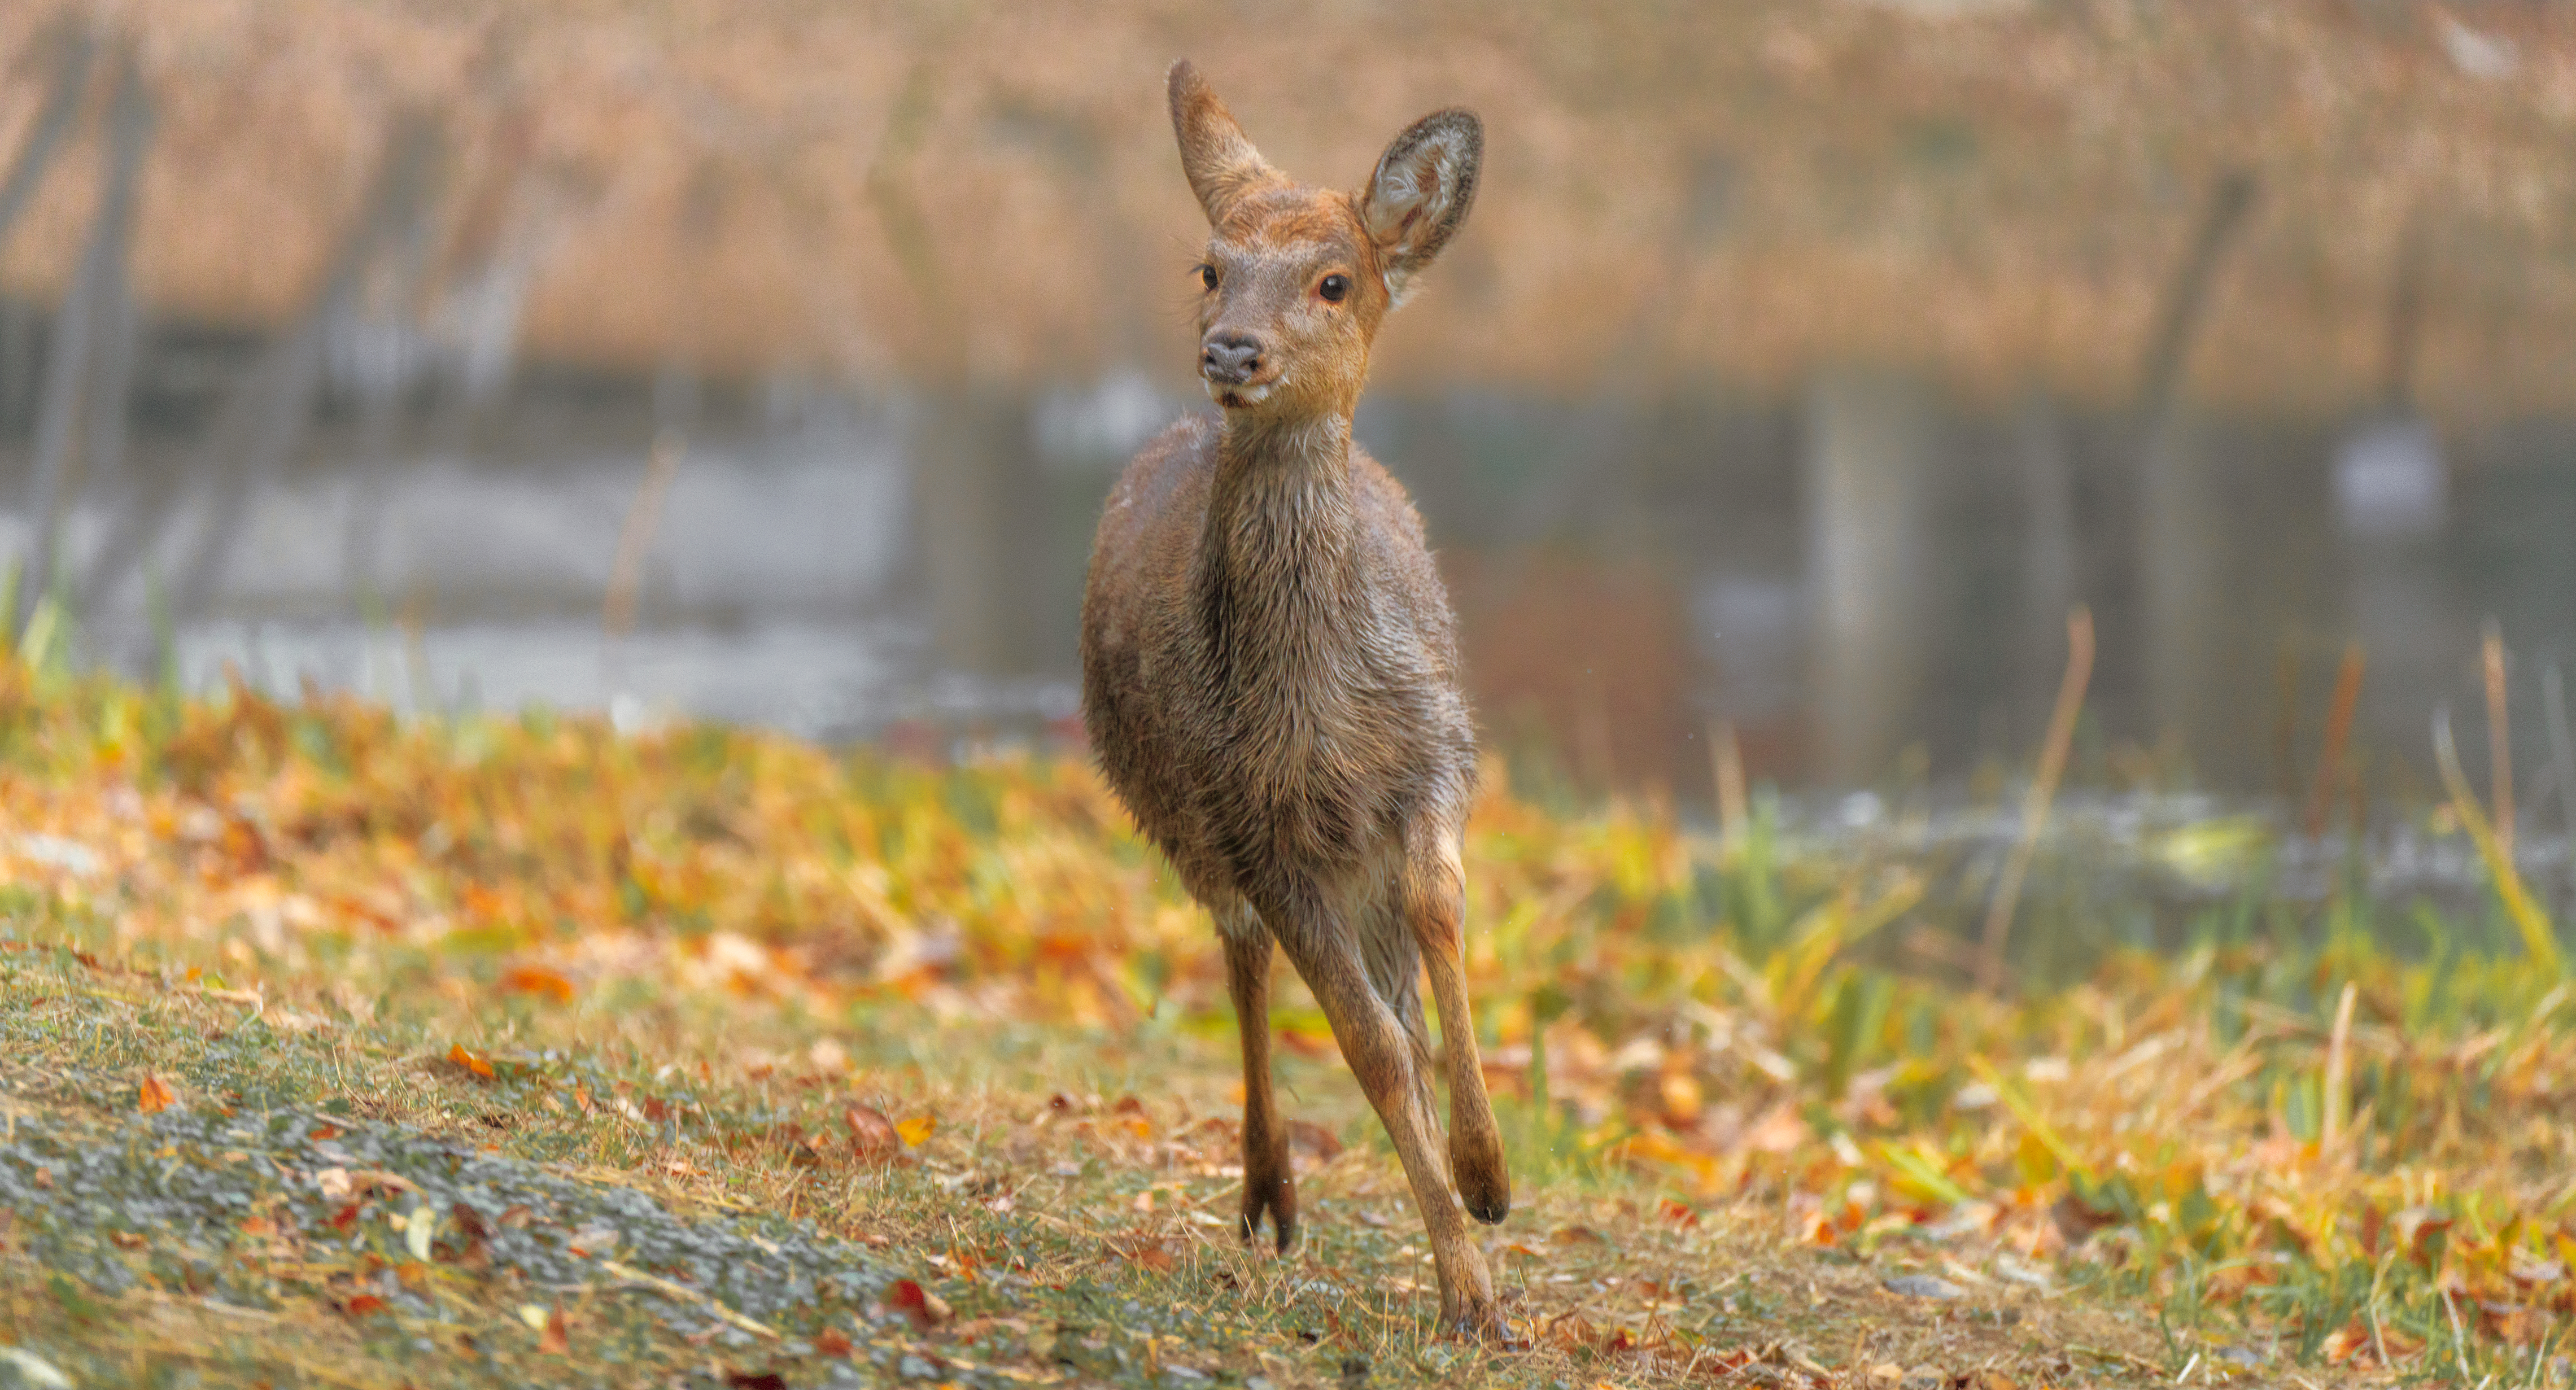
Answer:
[[1, 653, 2573, 1385], [0, 929, 2175, 1389]]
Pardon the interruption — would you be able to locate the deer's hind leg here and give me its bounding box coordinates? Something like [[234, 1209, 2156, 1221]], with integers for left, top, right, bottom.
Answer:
[[1264, 878, 1501, 1338], [1404, 821, 1509, 1225], [1221, 909, 1296, 1252]]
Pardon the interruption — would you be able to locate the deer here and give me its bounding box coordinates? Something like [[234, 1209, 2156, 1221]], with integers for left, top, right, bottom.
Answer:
[[1079, 60, 1509, 1336]]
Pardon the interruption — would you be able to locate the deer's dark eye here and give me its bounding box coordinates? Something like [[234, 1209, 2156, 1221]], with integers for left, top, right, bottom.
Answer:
[[1318, 273, 1350, 303], [1199, 264, 1219, 291]]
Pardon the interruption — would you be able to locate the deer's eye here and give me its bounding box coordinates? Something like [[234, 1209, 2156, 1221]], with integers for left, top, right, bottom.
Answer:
[[1198, 264, 1219, 291], [1318, 273, 1350, 303]]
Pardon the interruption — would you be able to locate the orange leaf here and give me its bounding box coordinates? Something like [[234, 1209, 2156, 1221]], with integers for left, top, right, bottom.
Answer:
[[345, 1294, 387, 1317], [896, 1115, 936, 1147], [814, 1327, 854, 1357], [138, 1074, 174, 1114], [448, 1044, 495, 1079], [539, 1304, 570, 1354], [500, 965, 575, 1003]]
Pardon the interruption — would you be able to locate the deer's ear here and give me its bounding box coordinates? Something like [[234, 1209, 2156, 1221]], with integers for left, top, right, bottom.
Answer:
[[1168, 60, 1276, 225], [1359, 108, 1481, 305]]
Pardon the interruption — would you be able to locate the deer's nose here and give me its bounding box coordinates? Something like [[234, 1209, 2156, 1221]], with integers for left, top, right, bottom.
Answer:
[[1200, 331, 1264, 385]]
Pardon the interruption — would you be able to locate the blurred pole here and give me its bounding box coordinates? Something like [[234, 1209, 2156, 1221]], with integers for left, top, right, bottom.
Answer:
[[914, 388, 1042, 676], [868, 61, 1048, 680], [18, 53, 150, 635], [2134, 173, 2258, 763], [340, 138, 451, 607], [0, 24, 95, 252], [1803, 369, 1937, 785], [170, 114, 443, 624], [2014, 392, 2080, 733], [2138, 418, 2226, 763]]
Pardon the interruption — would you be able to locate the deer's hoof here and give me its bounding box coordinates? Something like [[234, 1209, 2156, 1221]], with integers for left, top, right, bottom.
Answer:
[[1239, 1172, 1297, 1253], [1451, 1137, 1510, 1225], [1440, 1302, 1518, 1346]]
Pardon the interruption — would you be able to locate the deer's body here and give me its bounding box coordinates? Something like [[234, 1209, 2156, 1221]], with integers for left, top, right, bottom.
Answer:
[[1085, 414, 1473, 917], [1079, 63, 1509, 1335]]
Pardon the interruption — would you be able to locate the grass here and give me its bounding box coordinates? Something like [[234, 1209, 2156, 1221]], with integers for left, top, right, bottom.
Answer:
[[0, 649, 2570, 1384]]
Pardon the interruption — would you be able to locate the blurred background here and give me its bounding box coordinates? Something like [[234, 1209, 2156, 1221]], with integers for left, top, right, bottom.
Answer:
[[2, 0, 2574, 806]]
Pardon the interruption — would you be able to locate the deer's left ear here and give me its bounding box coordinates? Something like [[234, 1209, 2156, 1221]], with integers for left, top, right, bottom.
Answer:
[[1358, 108, 1482, 306]]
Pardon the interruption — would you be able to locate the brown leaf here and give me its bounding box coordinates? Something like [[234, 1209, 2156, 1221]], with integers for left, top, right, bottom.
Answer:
[[845, 1105, 902, 1163], [138, 1074, 175, 1114], [539, 1304, 570, 1354], [1108, 1233, 1176, 1271], [1287, 1119, 1343, 1160], [814, 1327, 854, 1357], [723, 1375, 787, 1390]]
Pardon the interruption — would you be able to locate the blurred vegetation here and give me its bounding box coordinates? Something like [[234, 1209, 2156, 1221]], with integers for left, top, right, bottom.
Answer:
[[0, 609, 2570, 1379], [5, 2, 2576, 411]]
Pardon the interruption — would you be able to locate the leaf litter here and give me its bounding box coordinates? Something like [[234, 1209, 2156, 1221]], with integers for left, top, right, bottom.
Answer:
[[0, 655, 2566, 1383]]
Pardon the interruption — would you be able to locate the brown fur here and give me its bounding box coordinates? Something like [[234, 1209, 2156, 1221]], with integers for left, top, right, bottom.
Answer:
[[1079, 62, 1510, 1337]]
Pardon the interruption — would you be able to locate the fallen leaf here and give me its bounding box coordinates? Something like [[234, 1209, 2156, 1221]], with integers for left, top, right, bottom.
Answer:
[[346, 1295, 387, 1317], [500, 964, 576, 1002], [539, 1303, 570, 1354], [448, 1043, 496, 1079], [138, 1074, 174, 1114], [814, 1327, 854, 1357], [889, 1278, 952, 1328], [845, 1105, 902, 1162], [896, 1114, 936, 1147], [722, 1375, 787, 1390], [1110, 1234, 1176, 1271]]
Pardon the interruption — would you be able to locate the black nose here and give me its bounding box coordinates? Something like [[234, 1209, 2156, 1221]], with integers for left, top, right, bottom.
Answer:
[[1201, 331, 1263, 385]]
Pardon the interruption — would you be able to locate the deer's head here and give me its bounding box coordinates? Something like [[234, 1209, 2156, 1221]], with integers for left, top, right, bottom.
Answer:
[[1169, 60, 1481, 422]]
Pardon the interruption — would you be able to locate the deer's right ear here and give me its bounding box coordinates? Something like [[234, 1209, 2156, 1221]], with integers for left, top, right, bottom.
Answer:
[[1169, 60, 1275, 226]]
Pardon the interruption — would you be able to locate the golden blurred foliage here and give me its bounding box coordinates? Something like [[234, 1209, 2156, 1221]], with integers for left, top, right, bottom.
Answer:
[[1, 2, 2574, 412]]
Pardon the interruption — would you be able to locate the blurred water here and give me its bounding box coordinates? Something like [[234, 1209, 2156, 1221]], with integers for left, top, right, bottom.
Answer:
[[9, 333, 2576, 801]]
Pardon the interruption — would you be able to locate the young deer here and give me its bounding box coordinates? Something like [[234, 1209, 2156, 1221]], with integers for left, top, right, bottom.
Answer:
[[1080, 62, 1509, 1335]]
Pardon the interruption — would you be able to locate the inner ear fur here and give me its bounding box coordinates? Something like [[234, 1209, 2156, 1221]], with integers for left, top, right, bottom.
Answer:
[[1359, 108, 1482, 298]]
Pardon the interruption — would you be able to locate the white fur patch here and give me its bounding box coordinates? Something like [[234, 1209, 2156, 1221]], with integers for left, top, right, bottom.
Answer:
[[1204, 379, 1273, 406]]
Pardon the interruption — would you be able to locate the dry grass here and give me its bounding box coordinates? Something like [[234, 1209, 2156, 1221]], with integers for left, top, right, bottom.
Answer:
[[2, 2, 2575, 412]]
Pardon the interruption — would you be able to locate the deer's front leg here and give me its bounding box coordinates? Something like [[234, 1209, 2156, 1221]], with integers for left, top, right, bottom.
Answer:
[[1222, 919, 1296, 1252]]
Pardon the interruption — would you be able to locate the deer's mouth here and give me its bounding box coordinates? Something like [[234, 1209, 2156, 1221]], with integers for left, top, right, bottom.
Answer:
[[1204, 377, 1278, 409]]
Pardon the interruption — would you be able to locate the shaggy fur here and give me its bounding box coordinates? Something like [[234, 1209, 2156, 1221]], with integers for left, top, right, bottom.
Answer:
[[1079, 60, 1510, 1337]]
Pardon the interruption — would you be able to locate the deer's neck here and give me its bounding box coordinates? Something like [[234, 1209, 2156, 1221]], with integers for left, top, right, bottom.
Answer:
[[1195, 413, 1363, 690]]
